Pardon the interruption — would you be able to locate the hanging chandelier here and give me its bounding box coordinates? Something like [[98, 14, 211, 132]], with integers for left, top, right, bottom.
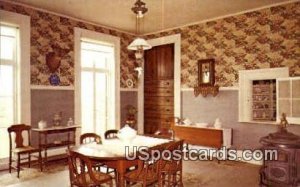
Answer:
[[127, 0, 151, 60]]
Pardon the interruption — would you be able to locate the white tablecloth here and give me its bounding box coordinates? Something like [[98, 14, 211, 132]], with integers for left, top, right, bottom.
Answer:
[[100, 135, 170, 156]]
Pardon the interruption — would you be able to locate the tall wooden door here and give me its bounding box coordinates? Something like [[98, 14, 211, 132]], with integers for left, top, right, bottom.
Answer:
[[144, 44, 174, 134]]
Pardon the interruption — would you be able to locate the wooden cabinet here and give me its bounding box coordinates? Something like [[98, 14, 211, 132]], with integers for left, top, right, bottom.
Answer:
[[144, 44, 174, 134], [252, 80, 276, 121]]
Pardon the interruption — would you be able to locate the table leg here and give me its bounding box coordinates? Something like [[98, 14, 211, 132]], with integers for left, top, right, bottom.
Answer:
[[38, 133, 44, 168], [44, 133, 48, 168], [116, 160, 136, 187], [117, 171, 125, 187], [106, 161, 126, 187], [67, 132, 70, 149], [101, 159, 138, 187]]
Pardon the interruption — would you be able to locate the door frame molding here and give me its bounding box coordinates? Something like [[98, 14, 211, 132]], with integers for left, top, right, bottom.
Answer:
[[137, 34, 181, 134]]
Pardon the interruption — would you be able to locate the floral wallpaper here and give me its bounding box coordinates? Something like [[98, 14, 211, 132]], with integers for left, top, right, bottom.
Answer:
[[0, 1, 137, 87], [146, 2, 300, 87], [1, 1, 299, 88]]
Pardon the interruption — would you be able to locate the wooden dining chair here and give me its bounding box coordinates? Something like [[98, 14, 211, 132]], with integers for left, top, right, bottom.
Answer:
[[7, 124, 43, 178], [153, 128, 175, 140], [80, 133, 101, 144], [103, 130, 120, 181], [104, 129, 119, 139], [67, 150, 113, 187], [159, 140, 184, 187], [124, 143, 167, 187], [80, 133, 105, 171]]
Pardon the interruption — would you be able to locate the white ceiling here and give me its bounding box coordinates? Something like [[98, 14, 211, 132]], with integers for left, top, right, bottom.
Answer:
[[11, 0, 292, 34]]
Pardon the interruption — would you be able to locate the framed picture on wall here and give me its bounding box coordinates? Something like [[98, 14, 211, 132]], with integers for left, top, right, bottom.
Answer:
[[198, 59, 215, 86]]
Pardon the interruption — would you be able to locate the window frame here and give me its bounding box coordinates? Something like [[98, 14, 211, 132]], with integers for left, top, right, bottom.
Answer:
[[277, 77, 300, 124], [0, 10, 31, 126], [74, 27, 120, 138], [0, 25, 18, 126], [238, 67, 289, 124]]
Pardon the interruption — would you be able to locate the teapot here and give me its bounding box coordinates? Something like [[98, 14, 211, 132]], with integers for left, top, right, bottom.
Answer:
[[117, 125, 137, 143]]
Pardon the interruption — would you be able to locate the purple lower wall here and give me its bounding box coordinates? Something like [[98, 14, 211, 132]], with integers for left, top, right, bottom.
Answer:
[[31, 89, 75, 146], [181, 90, 300, 150], [120, 91, 138, 128], [29, 89, 300, 150]]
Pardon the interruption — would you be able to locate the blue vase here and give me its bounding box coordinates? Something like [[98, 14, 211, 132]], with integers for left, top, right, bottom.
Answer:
[[49, 73, 60, 86]]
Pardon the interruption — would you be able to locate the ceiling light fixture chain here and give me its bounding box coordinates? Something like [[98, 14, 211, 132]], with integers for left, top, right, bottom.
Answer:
[[127, 0, 152, 78]]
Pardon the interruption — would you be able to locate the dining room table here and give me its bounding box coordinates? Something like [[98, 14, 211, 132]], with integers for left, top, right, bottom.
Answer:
[[70, 135, 170, 187]]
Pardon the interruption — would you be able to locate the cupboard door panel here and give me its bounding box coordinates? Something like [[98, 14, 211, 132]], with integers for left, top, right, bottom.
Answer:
[[157, 44, 174, 79], [144, 123, 158, 134], [144, 48, 157, 80], [144, 44, 174, 134]]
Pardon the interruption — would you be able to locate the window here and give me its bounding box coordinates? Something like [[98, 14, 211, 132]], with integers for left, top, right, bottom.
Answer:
[[80, 41, 114, 133], [74, 28, 120, 137], [0, 10, 30, 159], [0, 25, 18, 158], [277, 77, 300, 124], [239, 67, 289, 123]]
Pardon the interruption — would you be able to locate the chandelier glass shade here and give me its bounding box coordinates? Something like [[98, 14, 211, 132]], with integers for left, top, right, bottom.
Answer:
[[127, 37, 151, 51]]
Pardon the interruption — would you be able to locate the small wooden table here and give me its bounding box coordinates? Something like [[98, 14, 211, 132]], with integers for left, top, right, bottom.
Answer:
[[70, 135, 169, 187], [32, 125, 80, 167]]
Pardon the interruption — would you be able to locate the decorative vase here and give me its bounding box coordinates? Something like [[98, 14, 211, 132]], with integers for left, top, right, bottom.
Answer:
[[49, 73, 60, 86], [46, 52, 61, 86], [46, 52, 61, 73], [214, 118, 222, 129]]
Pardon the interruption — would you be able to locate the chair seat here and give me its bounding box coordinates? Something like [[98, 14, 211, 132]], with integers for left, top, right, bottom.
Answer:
[[161, 161, 180, 174], [125, 169, 158, 185], [73, 171, 112, 186], [12, 146, 40, 154]]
